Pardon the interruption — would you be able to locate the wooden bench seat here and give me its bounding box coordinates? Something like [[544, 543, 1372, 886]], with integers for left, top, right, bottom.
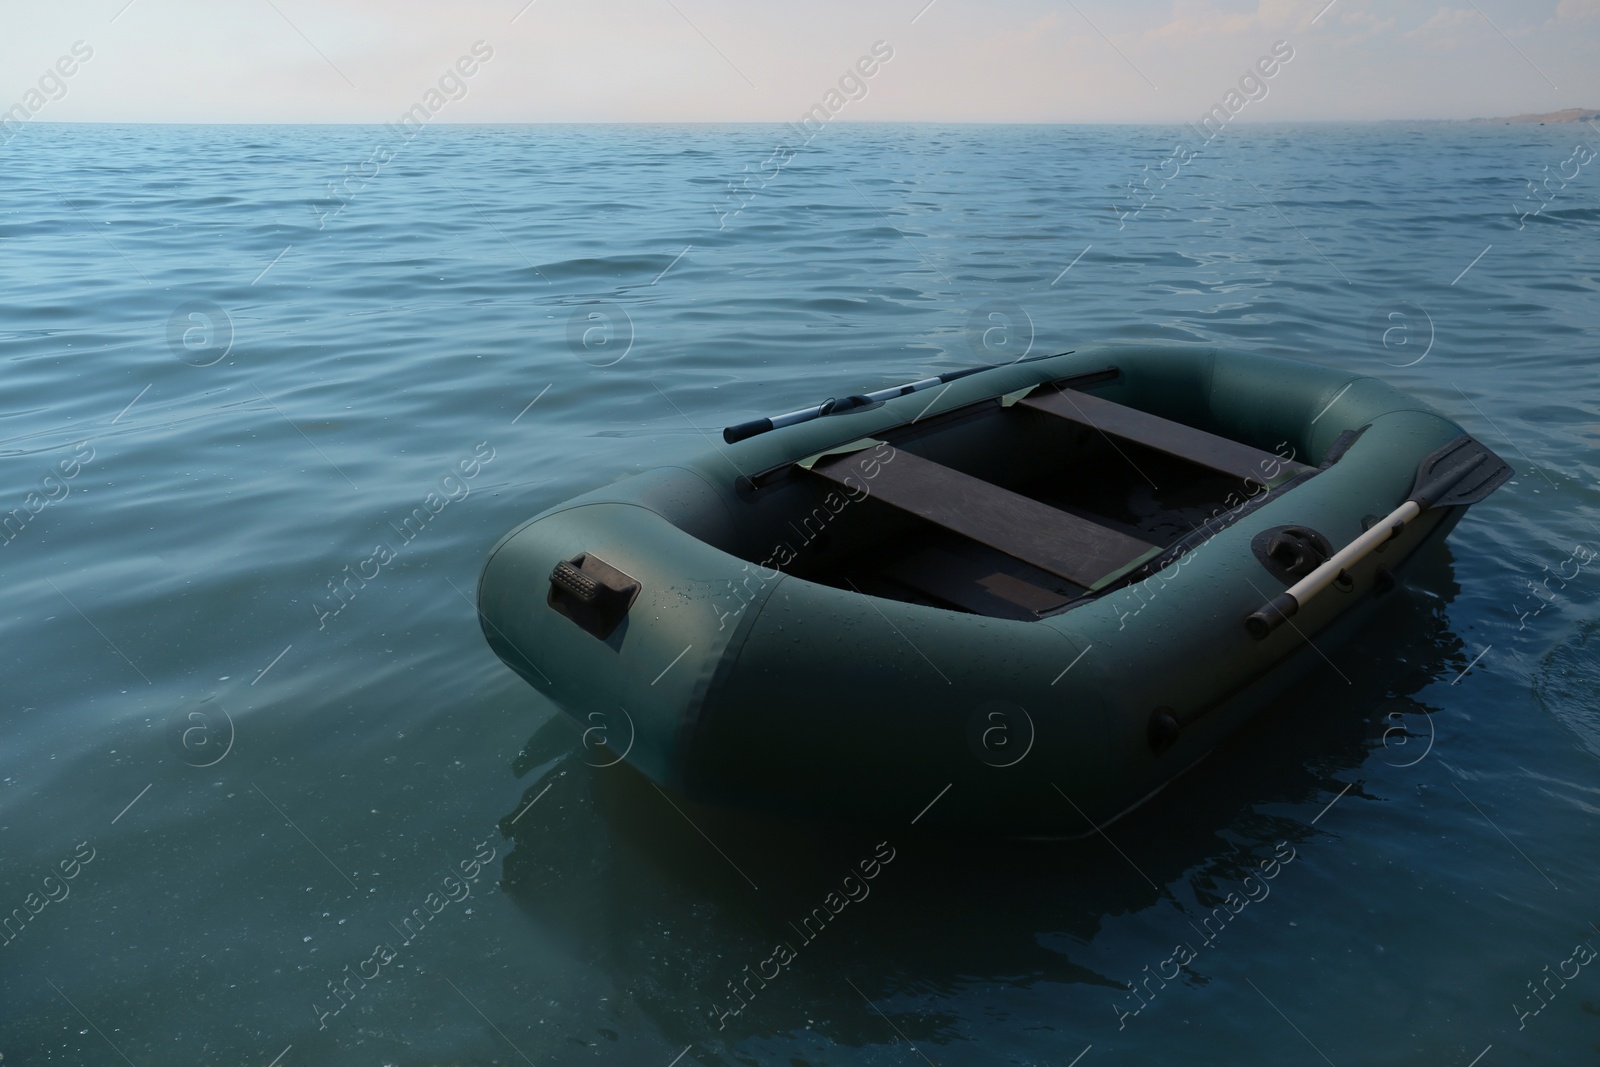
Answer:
[[811, 449, 1157, 590], [1018, 387, 1310, 485]]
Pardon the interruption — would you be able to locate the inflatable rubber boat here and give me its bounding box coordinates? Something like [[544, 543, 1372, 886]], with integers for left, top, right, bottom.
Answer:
[[477, 345, 1508, 834]]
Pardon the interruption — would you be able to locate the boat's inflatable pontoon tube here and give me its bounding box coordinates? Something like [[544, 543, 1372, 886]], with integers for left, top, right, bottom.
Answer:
[[478, 345, 1500, 834]]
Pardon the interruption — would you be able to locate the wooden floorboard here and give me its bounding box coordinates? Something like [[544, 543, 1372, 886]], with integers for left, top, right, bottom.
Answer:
[[1019, 387, 1311, 484], [812, 449, 1156, 589]]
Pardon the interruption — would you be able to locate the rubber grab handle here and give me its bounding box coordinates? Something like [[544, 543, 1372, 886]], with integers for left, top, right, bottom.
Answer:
[[550, 560, 599, 602], [1244, 592, 1300, 639], [723, 417, 773, 444]]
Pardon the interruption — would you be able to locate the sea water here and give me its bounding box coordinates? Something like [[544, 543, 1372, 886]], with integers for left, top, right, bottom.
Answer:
[[0, 121, 1597, 1065]]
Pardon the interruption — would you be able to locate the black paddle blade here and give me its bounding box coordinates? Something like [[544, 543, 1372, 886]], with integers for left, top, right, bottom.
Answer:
[[1410, 434, 1513, 510]]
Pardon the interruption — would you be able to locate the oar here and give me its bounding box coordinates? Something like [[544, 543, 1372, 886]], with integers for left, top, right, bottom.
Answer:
[[1245, 434, 1511, 638], [721, 350, 1073, 444]]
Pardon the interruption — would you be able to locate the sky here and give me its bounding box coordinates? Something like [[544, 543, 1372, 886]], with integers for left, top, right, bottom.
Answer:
[[3, 0, 1597, 125]]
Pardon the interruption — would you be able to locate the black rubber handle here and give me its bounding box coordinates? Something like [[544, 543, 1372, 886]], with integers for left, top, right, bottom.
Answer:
[[1245, 592, 1299, 639], [723, 417, 773, 444], [550, 560, 599, 602]]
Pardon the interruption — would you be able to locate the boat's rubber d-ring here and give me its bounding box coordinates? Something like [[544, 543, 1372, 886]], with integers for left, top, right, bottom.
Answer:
[[1147, 707, 1180, 755], [1252, 525, 1334, 584]]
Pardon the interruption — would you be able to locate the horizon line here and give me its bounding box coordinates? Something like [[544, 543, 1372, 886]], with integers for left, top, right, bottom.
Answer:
[[16, 114, 1597, 129]]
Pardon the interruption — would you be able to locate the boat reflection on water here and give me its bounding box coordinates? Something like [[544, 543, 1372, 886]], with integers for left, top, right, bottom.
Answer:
[[486, 540, 1467, 1057]]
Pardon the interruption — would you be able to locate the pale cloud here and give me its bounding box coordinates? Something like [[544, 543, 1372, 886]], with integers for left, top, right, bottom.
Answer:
[[1332, 9, 1398, 41], [1555, 0, 1600, 19], [1407, 5, 1480, 43], [1018, 11, 1066, 42], [1143, 0, 1308, 43]]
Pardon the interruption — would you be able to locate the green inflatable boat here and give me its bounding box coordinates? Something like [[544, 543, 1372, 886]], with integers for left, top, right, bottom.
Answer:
[[478, 345, 1509, 834]]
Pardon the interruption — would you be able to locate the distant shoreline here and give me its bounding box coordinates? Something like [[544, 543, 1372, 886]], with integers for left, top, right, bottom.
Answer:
[[1462, 108, 1600, 125]]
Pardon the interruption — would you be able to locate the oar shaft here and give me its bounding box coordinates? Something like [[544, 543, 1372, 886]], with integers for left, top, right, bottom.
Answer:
[[1246, 499, 1420, 637], [769, 406, 826, 430], [1292, 499, 1419, 602], [869, 375, 945, 401], [723, 352, 1071, 444], [726, 377, 945, 443]]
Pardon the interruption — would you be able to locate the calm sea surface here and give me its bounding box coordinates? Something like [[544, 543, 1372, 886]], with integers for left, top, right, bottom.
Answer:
[[1, 122, 1597, 1065]]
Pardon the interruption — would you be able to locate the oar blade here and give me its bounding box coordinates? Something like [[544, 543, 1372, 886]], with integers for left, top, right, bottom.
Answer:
[[1410, 434, 1513, 509], [1247, 432, 1510, 638]]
